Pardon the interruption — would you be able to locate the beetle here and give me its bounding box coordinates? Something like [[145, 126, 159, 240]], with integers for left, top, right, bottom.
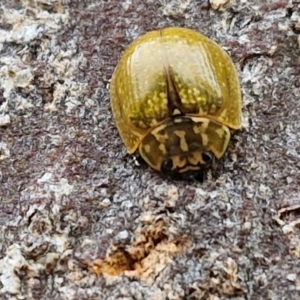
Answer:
[[110, 27, 241, 176]]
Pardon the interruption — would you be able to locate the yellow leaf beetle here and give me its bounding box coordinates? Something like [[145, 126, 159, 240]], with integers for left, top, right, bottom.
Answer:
[[110, 27, 241, 176]]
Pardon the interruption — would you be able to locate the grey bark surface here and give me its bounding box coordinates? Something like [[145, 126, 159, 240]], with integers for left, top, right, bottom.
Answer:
[[0, 0, 300, 299]]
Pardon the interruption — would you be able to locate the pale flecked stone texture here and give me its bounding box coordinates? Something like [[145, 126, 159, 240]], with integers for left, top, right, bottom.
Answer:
[[1, 0, 300, 299]]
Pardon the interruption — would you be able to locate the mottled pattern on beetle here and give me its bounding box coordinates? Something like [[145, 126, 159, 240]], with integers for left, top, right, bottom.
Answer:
[[139, 116, 230, 171], [173, 70, 223, 115], [129, 90, 169, 129], [151, 117, 229, 157], [129, 80, 223, 129]]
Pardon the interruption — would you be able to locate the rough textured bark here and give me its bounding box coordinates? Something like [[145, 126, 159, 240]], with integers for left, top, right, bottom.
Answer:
[[0, 0, 300, 299]]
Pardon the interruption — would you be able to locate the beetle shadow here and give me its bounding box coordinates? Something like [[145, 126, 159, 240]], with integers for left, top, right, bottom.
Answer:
[[121, 150, 238, 183], [134, 153, 214, 183]]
